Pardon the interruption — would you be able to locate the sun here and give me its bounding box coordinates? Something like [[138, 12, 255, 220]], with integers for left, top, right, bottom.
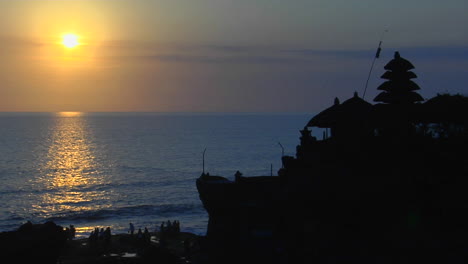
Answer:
[[62, 34, 80, 48]]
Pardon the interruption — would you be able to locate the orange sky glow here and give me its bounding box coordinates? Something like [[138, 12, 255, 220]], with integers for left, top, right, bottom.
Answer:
[[1, 0, 467, 112]]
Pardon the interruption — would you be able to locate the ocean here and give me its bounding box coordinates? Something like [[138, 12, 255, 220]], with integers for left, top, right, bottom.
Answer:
[[0, 112, 313, 238]]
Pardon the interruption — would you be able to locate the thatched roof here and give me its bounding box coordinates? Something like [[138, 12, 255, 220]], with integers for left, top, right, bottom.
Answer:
[[340, 92, 373, 113], [307, 97, 341, 128], [384, 51, 415, 72], [377, 80, 421, 92], [307, 92, 372, 128], [374, 91, 424, 105], [374, 51, 424, 104], [381, 71, 417, 80]]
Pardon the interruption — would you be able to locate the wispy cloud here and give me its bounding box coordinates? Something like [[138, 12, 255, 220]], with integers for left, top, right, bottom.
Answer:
[[282, 45, 468, 61], [104, 43, 368, 65], [0, 35, 45, 47], [101, 41, 468, 66], [135, 54, 312, 65], [395, 46, 468, 60], [281, 48, 373, 59]]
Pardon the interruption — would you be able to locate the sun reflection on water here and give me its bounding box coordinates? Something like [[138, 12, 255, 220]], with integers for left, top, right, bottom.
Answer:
[[34, 112, 111, 218]]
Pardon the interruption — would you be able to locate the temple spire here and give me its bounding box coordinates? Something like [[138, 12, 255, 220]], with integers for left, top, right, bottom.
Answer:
[[374, 51, 424, 105]]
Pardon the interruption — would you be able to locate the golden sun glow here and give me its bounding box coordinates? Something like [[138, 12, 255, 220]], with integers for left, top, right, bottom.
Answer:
[[57, 111, 84, 117], [62, 33, 80, 48]]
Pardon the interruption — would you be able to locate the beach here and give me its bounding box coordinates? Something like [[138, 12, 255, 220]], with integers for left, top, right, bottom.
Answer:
[[0, 220, 201, 264], [59, 231, 201, 264]]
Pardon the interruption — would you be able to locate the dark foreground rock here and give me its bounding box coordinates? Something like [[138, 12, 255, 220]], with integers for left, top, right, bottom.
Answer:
[[0, 221, 67, 263], [59, 231, 201, 264], [1, 222, 202, 264]]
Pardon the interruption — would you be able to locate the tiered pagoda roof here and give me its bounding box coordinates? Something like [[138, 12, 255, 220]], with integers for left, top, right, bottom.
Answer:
[[374, 51, 424, 104]]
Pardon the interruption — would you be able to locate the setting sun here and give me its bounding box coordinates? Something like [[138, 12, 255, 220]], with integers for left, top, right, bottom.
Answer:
[[62, 33, 79, 48]]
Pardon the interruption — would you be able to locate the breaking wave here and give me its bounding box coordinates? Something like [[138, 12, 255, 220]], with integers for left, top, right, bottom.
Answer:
[[45, 203, 205, 223]]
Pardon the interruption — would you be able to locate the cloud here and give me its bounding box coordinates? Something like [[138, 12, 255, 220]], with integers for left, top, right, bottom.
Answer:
[[283, 45, 468, 61], [138, 54, 312, 65], [101, 43, 312, 65], [0, 35, 45, 47], [281, 48, 373, 59], [192, 44, 265, 54], [100, 42, 468, 72], [395, 46, 468, 60], [103, 43, 372, 65]]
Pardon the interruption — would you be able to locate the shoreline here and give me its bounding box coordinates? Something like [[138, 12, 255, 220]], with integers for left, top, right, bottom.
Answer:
[[0, 221, 203, 264], [60, 231, 202, 264]]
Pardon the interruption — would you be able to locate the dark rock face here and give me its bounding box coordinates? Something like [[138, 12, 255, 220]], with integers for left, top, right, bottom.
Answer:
[[196, 175, 283, 264], [0, 221, 67, 263]]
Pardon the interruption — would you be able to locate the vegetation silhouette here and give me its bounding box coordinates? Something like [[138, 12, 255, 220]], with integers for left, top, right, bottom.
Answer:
[[197, 51, 468, 263]]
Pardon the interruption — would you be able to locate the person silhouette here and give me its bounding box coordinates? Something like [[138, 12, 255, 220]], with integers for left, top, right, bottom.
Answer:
[[129, 222, 135, 235], [137, 228, 143, 239], [144, 227, 150, 243], [69, 225, 76, 239]]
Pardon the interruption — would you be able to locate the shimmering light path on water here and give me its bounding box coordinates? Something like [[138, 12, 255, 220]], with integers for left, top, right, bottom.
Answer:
[[0, 112, 312, 237], [33, 112, 113, 224]]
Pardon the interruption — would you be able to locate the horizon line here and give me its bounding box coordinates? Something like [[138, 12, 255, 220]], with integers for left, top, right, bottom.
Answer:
[[0, 111, 314, 115]]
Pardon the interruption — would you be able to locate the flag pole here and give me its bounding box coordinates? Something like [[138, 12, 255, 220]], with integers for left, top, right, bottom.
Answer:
[[362, 30, 388, 99], [202, 148, 207, 174]]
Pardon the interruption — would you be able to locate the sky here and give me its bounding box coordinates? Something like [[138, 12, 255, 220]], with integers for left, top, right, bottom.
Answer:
[[0, 0, 467, 112]]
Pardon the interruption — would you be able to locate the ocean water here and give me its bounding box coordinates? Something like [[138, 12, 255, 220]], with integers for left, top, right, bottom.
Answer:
[[0, 112, 312, 237]]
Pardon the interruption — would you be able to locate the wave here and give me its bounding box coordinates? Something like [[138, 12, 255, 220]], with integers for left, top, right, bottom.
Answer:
[[116, 165, 172, 175], [45, 203, 204, 223]]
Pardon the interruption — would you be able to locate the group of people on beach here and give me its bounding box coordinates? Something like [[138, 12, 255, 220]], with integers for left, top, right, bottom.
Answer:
[[160, 220, 181, 234], [64, 224, 76, 240], [129, 222, 152, 244], [88, 226, 112, 245], [129, 220, 181, 236], [63, 219, 182, 248], [128, 220, 181, 248]]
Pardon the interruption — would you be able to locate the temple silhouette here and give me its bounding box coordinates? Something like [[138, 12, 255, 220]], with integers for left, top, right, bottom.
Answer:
[[197, 52, 468, 263]]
